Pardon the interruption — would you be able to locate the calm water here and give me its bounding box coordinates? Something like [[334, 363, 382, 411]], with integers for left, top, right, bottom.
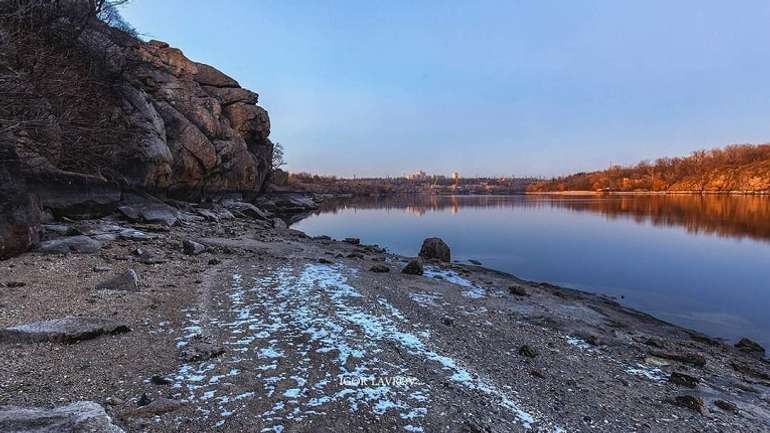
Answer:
[[292, 194, 770, 348]]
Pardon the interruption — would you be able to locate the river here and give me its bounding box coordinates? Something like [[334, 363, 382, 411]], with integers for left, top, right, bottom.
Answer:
[[292, 194, 770, 349]]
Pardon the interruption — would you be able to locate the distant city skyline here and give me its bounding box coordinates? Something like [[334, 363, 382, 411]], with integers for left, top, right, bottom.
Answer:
[[123, 1, 770, 178]]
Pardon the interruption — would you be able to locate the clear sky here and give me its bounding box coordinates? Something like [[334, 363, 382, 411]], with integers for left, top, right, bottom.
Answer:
[[122, 1, 770, 178]]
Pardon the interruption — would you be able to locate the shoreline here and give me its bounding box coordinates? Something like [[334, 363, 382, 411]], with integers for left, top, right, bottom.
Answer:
[[1, 208, 769, 432]]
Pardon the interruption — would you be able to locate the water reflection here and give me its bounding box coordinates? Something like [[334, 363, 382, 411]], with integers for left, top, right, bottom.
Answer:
[[308, 194, 770, 243], [293, 193, 770, 348]]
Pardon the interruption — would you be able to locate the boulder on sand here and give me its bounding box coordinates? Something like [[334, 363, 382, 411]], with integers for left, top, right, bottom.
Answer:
[[95, 269, 140, 292], [0, 401, 125, 433], [401, 258, 424, 275], [419, 237, 451, 262]]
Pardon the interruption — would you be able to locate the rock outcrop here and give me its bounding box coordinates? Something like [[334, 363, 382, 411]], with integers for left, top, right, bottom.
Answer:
[[1, 10, 273, 205], [114, 38, 273, 197]]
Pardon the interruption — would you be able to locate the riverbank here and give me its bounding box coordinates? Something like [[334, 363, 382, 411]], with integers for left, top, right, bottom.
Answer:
[[1, 208, 769, 432]]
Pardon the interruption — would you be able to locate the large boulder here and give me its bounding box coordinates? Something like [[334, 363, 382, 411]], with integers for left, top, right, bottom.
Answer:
[[419, 237, 451, 262], [0, 401, 125, 433], [0, 140, 40, 260]]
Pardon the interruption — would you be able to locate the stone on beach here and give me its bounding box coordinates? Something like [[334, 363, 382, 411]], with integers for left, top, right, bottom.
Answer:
[[673, 395, 708, 416], [401, 258, 424, 275], [39, 236, 103, 254], [0, 316, 129, 344], [182, 337, 225, 363], [182, 239, 206, 255], [735, 338, 765, 358], [0, 401, 125, 433], [649, 350, 706, 367], [419, 237, 451, 262], [95, 269, 140, 292], [369, 264, 390, 273], [668, 371, 699, 388], [122, 397, 184, 418], [273, 218, 287, 229]]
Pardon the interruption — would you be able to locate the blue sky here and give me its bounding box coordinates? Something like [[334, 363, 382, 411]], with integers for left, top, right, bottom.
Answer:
[[122, 1, 770, 177]]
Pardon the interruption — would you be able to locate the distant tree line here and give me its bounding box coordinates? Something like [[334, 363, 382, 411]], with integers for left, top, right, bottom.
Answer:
[[528, 144, 770, 193]]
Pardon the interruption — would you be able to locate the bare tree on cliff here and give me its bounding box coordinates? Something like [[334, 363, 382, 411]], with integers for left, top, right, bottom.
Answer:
[[272, 142, 286, 171]]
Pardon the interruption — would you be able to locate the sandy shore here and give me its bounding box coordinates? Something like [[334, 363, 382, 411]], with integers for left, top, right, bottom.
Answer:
[[1, 212, 769, 432]]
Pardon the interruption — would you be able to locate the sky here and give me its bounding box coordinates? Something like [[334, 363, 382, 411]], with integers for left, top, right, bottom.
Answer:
[[122, 1, 770, 178]]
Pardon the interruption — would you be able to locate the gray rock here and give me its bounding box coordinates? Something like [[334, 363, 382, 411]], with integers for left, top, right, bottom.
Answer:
[[369, 264, 390, 273], [118, 195, 179, 226], [0, 316, 129, 344], [38, 236, 103, 254], [518, 344, 539, 358], [123, 397, 184, 418], [43, 224, 81, 236], [673, 395, 708, 416], [669, 371, 699, 388], [343, 237, 360, 245], [508, 285, 529, 297], [401, 258, 424, 275], [182, 239, 206, 255], [182, 337, 225, 363], [137, 249, 165, 265], [256, 193, 319, 214], [419, 237, 451, 262], [95, 269, 140, 291], [222, 200, 270, 220], [735, 337, 765, 358], [118, 228, 150, 241], [195, 208, 221, 222], [649, 350, 706, 367], [125, 397, 184, 418], [0, 401, 125, 433], [273, 218, 287, 230], [118, 204, 178, 226], [714, 399, 738, 413]]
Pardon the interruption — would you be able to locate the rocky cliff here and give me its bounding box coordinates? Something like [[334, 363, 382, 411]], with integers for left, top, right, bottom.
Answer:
[[1, 7, 272, 200], [0, 1, 274, 257]]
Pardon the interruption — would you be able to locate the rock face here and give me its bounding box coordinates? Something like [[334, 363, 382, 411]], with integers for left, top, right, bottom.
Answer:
[[0, 316, 129, 344], [116, 39, 273, 197], [0, 141, 40, 259], [419, 238, 451, 262], [1, 17, 273, 203], [0, 401, 125, 433]]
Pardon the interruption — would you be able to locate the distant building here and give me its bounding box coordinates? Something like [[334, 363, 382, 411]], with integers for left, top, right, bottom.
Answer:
[[407, 170, 428, 181]]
